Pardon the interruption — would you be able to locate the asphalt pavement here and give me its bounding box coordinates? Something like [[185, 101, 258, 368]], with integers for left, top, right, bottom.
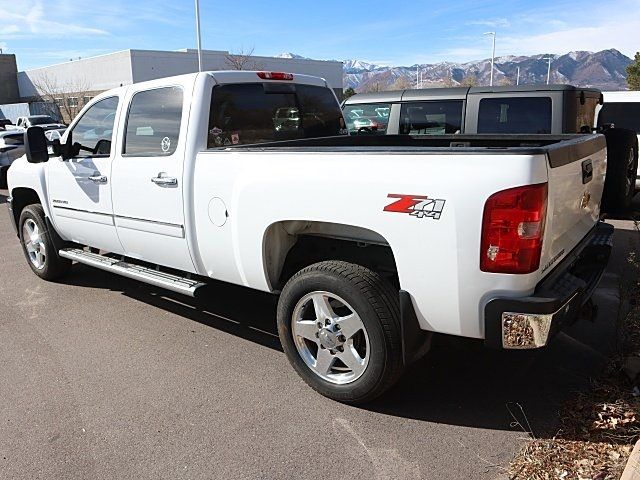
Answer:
[[0, 188, 638, 480]]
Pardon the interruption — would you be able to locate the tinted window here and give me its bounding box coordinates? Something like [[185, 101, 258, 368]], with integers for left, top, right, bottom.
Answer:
[[343, 103, 391, 135], [124, 87, 183, 156], [29, 116, 56, 125], [400, 101, 463, 135], [70, 96, 119, 157], [208, 83, 343, 147], [598, 102, 640, 133], [478, 97, 552, 134], [3, 134, 24, 146]]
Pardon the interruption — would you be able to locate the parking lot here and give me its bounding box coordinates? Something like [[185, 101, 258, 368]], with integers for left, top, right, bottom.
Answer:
[[0, 188, 637, 480]]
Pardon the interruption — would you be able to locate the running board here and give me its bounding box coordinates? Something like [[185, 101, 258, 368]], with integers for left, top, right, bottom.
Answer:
[[58, 248, 206, 297]]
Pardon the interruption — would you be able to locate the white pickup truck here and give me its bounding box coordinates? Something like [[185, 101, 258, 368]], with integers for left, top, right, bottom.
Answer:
[[7, 71, 613, 404]]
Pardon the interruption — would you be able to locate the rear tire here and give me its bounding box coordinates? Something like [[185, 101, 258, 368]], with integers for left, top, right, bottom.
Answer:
[[602, 129, 638, 212], [277, 261, 404, 404], [19, 204, 71, 280]]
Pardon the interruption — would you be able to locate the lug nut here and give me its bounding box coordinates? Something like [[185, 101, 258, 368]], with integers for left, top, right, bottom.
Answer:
[[336, 346, 344, 352], [325, 319, 331, 326], [335, 324, 341, 331], [339, 335, 346, 342], [317, 322, 323, 328]]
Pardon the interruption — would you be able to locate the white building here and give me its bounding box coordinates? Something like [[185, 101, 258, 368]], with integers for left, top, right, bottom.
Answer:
[[17, 49, 344, 99]]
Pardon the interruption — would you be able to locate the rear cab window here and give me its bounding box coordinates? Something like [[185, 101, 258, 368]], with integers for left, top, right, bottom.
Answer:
[[207, 83, 344, 147], [124, 86, 183, 156], [598, 103, 640, 133], [343, 103, 391, 135], [478, 97, 552, 134], [400, 101, 463, 135]]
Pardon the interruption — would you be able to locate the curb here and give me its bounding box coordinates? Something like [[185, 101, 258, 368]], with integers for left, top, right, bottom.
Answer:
[[621, 439, 640, 480]]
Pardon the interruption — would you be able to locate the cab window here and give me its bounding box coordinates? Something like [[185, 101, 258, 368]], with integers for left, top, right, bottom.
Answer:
[[478, 97, 552, 134], [208, 83, 343, 147], [343, 103, 391, 135], [124, 87, 183, 156], [69, 96, 119, 157], [400, 101, 463, 135]]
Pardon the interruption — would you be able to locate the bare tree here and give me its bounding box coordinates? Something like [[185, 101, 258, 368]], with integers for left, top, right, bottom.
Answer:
[[390, 76, 413, 91], [442, 71, 455, 88], [224, 47, 263, 70], [31, 72, 93, 123], [460, 74, 478, 87]]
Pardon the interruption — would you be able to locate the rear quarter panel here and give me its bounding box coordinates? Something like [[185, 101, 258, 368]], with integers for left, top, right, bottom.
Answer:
[[192, 150, 548, 338]]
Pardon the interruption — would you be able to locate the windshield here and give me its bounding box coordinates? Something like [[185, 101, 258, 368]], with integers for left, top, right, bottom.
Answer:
[[29, 116, 57, 125], [598, 102, 640, 133], [208, 83, 344, 147]]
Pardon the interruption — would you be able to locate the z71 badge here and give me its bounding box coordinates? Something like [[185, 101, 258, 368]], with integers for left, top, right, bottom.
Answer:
[[384, 194, 446, 220]]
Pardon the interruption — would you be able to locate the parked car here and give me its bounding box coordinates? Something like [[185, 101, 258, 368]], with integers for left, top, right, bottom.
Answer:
[[0, 119, 14, 131], [15, 115, 66, 131], [0, 131, 25, 188], [8, 71, 612, 404], [344, 85, 638, 211], [599, 91, 640, 190]]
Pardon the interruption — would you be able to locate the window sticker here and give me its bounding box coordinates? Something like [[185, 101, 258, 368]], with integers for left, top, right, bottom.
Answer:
[[161, 136, 171, 153]]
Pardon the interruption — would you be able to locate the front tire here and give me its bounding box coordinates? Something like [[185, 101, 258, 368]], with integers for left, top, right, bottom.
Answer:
[[19, 204, 71, 280], [277, 261, 404, 404]]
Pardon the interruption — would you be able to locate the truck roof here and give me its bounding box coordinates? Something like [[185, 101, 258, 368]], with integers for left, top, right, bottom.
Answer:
[[602, 91, 640, 103], [345, 84, 602, 105]]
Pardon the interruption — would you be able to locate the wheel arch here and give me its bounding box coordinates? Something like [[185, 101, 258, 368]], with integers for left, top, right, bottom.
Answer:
[[9, 187, 43, 236], [262, 220, 399, 291]]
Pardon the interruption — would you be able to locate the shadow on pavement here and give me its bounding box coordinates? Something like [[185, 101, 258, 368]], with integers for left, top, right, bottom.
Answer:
[[49, 221, 637, 436], [0, 191, 7, 205]]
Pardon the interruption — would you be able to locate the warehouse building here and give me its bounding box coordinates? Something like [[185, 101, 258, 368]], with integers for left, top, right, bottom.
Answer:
[[0, 49, 344, 122]]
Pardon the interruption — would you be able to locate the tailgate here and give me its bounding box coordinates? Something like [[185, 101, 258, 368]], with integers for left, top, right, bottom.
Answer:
[[541, 135, 607, 275]]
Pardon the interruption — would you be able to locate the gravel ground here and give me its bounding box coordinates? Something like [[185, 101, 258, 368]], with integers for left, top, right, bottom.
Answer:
[[0, 189, 636, 480]]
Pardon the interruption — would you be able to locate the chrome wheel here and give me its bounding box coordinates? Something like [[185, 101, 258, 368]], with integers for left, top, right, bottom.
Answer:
[[291, 291, 369, 385], [23, 218, 46, 270]]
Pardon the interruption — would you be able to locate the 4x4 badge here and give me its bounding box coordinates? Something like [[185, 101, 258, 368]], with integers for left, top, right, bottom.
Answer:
[[384, 194, 446, 220]]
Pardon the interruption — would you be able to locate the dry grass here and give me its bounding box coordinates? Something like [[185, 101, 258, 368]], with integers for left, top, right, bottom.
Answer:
[[510, 223, 640, 480]]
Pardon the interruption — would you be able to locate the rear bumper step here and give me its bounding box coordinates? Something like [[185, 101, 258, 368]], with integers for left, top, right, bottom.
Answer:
[[484, 221, 614, 349], [59, 248, 206, 297]]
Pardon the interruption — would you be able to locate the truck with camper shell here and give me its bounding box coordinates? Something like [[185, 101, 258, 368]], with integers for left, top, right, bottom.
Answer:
[[7, 71, 613, 404], [344, 84, 639, 211]]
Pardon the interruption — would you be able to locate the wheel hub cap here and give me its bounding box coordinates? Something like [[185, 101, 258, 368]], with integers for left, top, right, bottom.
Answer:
[[291, 291, 370, 385]]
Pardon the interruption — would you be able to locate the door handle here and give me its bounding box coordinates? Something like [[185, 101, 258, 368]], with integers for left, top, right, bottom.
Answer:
[[151, 172, 178, 187], [88, 175, 108, 184]]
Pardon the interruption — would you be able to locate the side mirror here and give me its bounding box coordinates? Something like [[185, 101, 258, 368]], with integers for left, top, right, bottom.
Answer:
[[24, 127, 49, 164]]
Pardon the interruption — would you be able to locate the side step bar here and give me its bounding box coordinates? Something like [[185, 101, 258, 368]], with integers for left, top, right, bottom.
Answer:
[[59, 248, 206, 297]]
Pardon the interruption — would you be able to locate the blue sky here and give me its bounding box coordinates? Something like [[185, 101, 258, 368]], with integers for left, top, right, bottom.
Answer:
[[1, 0, 639, 70]]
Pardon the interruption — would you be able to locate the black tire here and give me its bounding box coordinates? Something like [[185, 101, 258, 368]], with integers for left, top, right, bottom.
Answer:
[[18, 204, 71, 280], [277, 261, 404, 404], [602, 128, 638, 212]]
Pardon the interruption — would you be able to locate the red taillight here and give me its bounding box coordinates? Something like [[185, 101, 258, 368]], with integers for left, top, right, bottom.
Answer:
[[257, 71, 294, 80], [480, 183, 548, 274]]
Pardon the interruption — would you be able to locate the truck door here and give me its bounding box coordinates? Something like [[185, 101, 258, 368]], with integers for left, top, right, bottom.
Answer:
[[47, 96, 124, 253], [110, 85, 195, 272]]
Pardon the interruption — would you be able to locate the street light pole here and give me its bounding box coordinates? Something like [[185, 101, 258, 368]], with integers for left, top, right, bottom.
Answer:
[[195, 0, 203, 72], [483, 32, 496, 86], [516, 66, 520, 85], [543, 57, 552, 84]]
